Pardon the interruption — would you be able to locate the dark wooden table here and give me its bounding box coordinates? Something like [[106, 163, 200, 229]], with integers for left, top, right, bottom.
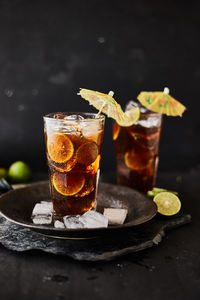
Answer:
[[0, 171, 199, 300]]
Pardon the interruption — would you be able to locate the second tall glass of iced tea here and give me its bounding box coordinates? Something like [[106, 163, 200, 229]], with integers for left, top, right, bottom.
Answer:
[[113, 103, 162, 193], [44, 113, 105, 216]]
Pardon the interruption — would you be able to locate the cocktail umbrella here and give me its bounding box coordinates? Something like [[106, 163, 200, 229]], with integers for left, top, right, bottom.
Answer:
[[137, 87, 186, 116], [78, 88, 140, 126]]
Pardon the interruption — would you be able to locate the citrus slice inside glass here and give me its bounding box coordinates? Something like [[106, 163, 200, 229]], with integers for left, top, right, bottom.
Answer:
[[112, 123, 120, 140], [86, 155, 101, 174], [124, 151, 153, 170], [116, 107, 140, 127], [53, 172, 85, 196], [75, 175, 95, 197], [76, 142, 98, 166], [47, 132, 74, 163], [153, 192, 181, 216], [52, 155, 77, 173]]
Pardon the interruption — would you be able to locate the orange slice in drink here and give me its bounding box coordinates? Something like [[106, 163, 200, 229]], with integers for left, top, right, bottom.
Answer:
[[47, 132, 74, 164], [53, 155, 77, 173], [86, 155, 101, 174], [76, 142, 98, 166], [75, 175, 95, 197], [124, 151, 154, 170], [112, 123, 120, 140], [53, 172, 85, 196]]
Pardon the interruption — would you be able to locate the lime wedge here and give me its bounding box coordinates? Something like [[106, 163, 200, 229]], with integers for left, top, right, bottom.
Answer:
[[153, 187, 178, 195], [116, 107, 140, 127], [147, 191, 155, 199], [147, 187, 178, 199], [153, 192, 181, 216]]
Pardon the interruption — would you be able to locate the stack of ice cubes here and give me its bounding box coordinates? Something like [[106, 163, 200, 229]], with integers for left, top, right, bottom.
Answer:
[[31, 202, 108, 229], [32, 201, 53, 225], [63, 211, 108, 229]]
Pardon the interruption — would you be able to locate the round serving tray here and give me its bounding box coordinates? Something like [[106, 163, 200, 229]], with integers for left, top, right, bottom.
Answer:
[[0, 181, 157, 238]]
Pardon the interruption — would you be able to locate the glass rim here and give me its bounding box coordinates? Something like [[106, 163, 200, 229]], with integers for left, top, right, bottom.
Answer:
[[139, 109, 162, 116], [43, 112, 105, 123]]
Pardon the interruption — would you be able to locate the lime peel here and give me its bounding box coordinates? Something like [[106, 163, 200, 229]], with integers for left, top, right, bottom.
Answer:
[[147, 187, 178, 199]]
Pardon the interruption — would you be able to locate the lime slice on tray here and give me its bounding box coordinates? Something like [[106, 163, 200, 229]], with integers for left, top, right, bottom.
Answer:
[[153, 192, 181, 216]]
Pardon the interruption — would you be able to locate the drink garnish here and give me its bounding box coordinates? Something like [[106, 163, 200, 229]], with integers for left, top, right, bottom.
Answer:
[[147, 187, 178, 199], [50, 155, 77, 173], [47, 132, 74, 164], [76, 141, 98, 166], [153, 192, 181, 216], [78, 88, 140, 126], [53, 172, 85, 196], [112, 123, 120, 140], [124, 151, 153, 170], [86, 155, 101, 174], [137, 87, 186, 116]]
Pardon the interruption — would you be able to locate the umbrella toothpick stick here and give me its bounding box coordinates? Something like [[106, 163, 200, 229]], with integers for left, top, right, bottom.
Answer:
[[95, 91, 114, 118], [95, 102, 106, 118], [163, 87, 170, 94], [137, 86, 186, 116], [78, 88, 140, 125]]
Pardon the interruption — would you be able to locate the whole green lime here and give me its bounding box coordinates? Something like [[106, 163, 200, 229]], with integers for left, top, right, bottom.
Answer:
[[0, 168, 8, 179], [8, 161, 32, 183]]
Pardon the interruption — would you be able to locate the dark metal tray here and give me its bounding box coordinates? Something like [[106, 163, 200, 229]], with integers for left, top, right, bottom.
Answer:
[[0, 181, 157, 238]]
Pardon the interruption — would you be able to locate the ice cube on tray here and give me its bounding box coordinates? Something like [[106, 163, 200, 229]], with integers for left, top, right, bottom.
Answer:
[[103, 208, 128, 225], [32, 201, 53, 225], [54, 220, 65, 229], [31, 201, 110, 229], [32, 202, 53, 216], [63, 215, 85, 229], [63, 211, 108, 229], [81, 211, 108, 228], [32, 214, 52, 225]]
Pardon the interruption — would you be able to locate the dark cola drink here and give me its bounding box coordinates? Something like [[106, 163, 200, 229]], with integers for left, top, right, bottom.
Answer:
[[113, 104, 162, 193], [44, 113, 105, 216]]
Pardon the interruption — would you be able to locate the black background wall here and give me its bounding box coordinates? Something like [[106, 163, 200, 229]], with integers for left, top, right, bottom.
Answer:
[[0, 0, 199, 174]]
